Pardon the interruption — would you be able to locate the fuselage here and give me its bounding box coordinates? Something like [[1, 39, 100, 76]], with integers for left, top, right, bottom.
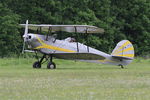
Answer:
[[26, 33, 109, 56], [25, 33, 132, 66]]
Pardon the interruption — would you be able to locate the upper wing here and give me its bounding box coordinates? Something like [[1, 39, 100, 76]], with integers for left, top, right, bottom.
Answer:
[[20, 24, 104, 33], [52, 53, 105, 60]]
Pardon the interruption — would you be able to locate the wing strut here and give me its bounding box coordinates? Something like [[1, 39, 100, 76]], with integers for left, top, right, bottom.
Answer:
[[46, 26, 52, 41], [86, 27, 90, 52], [75, 26, 79, 52], [36, 26, 42, 34]]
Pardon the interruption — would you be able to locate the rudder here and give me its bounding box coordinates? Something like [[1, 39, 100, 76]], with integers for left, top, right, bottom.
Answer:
[[111, 40, 134, 60]]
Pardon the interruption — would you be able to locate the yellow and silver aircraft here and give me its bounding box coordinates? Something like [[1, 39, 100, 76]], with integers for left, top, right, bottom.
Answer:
[[20, 20, 134, 69]]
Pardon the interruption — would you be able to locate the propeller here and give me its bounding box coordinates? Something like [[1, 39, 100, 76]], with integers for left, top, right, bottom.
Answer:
[[22, 20, 28, 53]]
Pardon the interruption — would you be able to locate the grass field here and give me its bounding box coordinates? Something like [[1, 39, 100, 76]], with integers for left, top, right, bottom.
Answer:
[[0, 57, 150, 100]]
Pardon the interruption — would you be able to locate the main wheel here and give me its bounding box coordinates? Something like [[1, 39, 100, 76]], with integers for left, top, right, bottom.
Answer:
[[47, 62, 56, 69], [33, 61, 41, 68]]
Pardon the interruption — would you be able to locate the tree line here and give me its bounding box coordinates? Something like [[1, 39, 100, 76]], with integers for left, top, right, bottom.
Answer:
[[0, 0, 149, 57]]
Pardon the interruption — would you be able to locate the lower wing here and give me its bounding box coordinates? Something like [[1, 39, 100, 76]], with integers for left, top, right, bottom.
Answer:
[[51, 53, 105, 60]]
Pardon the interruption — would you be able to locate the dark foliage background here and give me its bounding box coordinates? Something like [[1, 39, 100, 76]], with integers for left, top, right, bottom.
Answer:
[[0, 0, 149, 57]]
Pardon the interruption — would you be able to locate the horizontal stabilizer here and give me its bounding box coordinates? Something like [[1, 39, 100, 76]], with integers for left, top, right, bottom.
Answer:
[[112, 55, 133, 60]]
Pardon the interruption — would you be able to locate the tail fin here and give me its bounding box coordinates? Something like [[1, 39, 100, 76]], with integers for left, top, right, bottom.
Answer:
[[99, 40, 134, 67], [111, 40, 134, 60]]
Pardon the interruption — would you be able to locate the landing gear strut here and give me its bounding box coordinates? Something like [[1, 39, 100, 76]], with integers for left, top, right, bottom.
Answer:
[[118, 59, 124, 69], [33, 54, 56, 69], [120, 65, 124, 69], [118, 64, 124, 69]]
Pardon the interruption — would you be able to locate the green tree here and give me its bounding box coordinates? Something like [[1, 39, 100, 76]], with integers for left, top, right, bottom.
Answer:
[[111, 0, 150, 55], [1, 0, 150, 56], [0, 3, 21, 57]]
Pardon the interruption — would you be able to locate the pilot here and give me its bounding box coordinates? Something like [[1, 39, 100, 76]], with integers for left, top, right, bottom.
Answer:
[[70, 38, 76, 42], [65, 37, 76, 42]]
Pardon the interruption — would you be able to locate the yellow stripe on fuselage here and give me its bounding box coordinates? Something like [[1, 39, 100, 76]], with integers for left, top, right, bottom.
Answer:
[[34, 35, 76, 53], [35, 45, 76, 53]]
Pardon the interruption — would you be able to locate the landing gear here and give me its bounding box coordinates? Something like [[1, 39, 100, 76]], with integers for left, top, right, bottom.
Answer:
[[118, 64, 124, 69], [33, 61, 41, 68], [118, 59, 124, 69], [47, 55, 56, 69], [33, 53, 56, 69], [120, 65, 124, 69], [33, 54, 46, 69], [47, 62, 56, 69]]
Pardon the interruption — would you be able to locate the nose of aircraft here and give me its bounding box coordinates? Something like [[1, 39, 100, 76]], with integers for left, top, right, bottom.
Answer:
[[24, 34, 35, 42], [23, 34, 28, 42]]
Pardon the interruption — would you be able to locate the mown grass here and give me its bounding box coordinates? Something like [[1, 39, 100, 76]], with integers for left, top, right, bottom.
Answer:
[[0, 57, 150, 100]]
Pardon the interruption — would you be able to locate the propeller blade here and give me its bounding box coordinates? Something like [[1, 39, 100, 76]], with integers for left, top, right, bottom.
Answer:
[[22, 40, 25, 54], [22, 20, 28, 53], [23, 20, 28, 39]]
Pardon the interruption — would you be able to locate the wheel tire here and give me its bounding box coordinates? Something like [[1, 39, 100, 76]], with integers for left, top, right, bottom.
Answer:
[[47, 62, 56, 69], [33, 61, 41, 68]]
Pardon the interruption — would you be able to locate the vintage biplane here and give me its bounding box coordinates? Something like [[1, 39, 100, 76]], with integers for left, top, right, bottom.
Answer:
[[20, 20, 134, 69]]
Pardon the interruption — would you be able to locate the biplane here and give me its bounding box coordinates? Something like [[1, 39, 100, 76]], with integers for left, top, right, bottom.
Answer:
[[20, 20, 134, 69]]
